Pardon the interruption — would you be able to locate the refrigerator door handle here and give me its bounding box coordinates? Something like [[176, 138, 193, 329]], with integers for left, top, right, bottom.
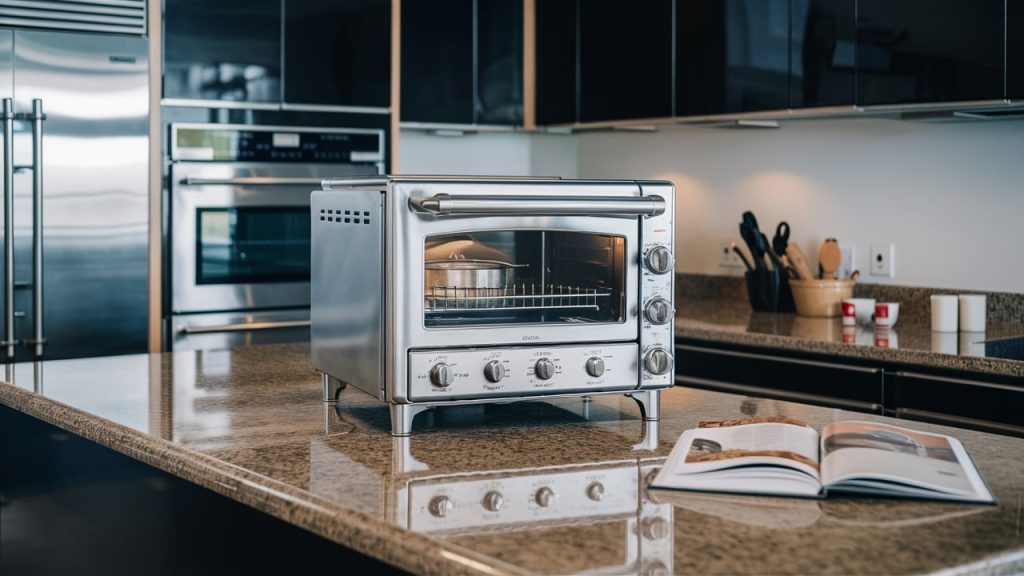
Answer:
[[24, 99, 45, 357], [1, 98, 14, 359]]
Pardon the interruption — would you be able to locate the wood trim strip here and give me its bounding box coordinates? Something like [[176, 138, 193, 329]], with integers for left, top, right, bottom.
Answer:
[[523, 0, 536, 130]]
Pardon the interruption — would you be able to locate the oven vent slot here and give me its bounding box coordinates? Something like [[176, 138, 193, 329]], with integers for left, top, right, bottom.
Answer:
[[320, 208, 371, 224]]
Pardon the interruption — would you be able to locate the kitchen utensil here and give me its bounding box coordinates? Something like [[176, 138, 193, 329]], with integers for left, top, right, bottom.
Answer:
[[874, 302, 900, 328], [424, 259, 525, 290], [958, 295, 986, 333], [842, 298, 876, 325], [849, 270, 860, 281], [785, 244, 816, 281], [761, 233, 786, 271], [789, 279, 855, 317], [739, 223, 765, 269], [819, 238, 841, 279], [772, 222, 790, 256], [930, 295, 958, 332], [730, 241, 754, 271]]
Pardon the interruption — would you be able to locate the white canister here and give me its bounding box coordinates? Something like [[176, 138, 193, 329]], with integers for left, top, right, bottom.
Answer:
[[958, 294, 986, 333], [930, 295, 958, 333]]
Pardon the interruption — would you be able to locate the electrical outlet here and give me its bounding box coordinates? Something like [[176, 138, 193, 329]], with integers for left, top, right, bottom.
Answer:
[[870, 244, 895, 277], [719, 240, 745, 269], [839, 246, 857, 280]]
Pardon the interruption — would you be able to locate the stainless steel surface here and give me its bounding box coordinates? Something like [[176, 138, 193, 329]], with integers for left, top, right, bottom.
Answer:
[[171, 309, 310, 352], [534, 358, 555, 380], [181, 176, 327, 187], [644, 245, 674, 274], [643, 296, 673, 326], [424, 283, 611, 314], [482, 359, 505, 383], [585, 356, 605, 378], [168, 122, 385, 164], [7, 30, 149, 361], [410, 193, 667, 217], [2, 97, 13, 358], [642, 347, 674, 376], [423, 259, 518, 297], [280, 102, 390, 115], [0, 0, 147, 36], [428, 363, 453, 388]]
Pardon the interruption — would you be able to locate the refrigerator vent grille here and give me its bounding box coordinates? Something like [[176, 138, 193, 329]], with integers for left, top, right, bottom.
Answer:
[[0, 0, 146, 36]]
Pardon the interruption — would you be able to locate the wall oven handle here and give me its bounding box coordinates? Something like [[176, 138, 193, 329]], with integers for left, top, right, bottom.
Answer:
[[181, 177, 326, 186], [178, 319, 311, 335], [26, 100, 45, 357], [1, 99, 14, 358], [409, 194, 667, 217]]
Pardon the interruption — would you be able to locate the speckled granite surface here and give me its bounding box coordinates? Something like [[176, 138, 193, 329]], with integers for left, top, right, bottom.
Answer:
[[1, 343, 1022, 575]]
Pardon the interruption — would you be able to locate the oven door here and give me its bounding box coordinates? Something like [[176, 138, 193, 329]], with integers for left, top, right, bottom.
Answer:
[[171, 162, 354, 314], [394, 181, 660, 350]]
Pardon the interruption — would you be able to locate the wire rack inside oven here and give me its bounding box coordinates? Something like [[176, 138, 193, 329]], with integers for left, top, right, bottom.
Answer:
[[424, 282, 612, 313]]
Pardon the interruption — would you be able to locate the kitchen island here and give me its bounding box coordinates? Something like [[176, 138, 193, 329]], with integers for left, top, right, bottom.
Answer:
[[1, 343, 1022, 575]]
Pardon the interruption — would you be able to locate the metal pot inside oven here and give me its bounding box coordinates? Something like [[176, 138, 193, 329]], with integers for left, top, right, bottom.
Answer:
[[424, 259, 526, 308]]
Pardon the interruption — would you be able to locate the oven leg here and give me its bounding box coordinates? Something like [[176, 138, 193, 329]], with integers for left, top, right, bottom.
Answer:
[[626, 390, 661, 421], [322, 372, 346, 402], [390, 403, 432, 436]]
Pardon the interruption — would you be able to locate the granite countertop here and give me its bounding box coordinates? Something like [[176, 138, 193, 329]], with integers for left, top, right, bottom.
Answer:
[[677, 299, 1024, 379], [1, 343, 1023, 574]]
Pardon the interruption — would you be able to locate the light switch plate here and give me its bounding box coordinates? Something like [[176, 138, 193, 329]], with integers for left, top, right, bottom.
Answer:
[[839, 246, 857, 280], [870, 244, 895, 277], [719, 239, 745, 269]]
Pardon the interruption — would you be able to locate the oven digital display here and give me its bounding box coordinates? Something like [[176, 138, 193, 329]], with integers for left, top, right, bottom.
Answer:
[[272, 133, 301, 148]]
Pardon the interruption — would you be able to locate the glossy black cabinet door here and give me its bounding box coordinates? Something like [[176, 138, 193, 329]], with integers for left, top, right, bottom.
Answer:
[[164, 0, 282, 103], [857, 0, 1004, 105], [284, 0, 391, 108], [790, 0, 856, 108], [477, 0, 523, 124], [580, 0, 672, 122], [1010, 0, 1024, 100], [535, 0, 577, 125], [401, 0, 474, 124], [677, 0, 790, 116]]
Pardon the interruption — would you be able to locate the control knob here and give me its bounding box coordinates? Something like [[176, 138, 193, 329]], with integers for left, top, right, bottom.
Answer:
[[643, 348, 674, 375], [585, 357, 605, 378], [481, 491, 504, 512], [429, 363, 454, 388], [586, 481, 605, 502], [534, 358, 555, 380], [534, 487, 555, 508], [427, 495, 453, 518], [482, 360, 505, 383], [643, 246, 674, 275], [643, 297, 673, 325]]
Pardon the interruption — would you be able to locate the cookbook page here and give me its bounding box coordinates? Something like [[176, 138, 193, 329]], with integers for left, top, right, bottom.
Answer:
[[820, 421, 993, 502]]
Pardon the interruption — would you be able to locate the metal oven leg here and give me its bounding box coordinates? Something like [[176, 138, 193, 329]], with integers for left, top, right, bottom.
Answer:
[[626, 390, 661, 421], [390, 403, 432, 436], [322, 372, 347, 402]]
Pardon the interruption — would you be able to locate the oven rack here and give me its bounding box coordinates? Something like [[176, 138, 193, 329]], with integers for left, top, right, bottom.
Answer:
[[425, 283, 611, 313]]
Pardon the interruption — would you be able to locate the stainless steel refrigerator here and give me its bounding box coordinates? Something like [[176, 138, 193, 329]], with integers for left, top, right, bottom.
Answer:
[[0, 29, 148, 361]]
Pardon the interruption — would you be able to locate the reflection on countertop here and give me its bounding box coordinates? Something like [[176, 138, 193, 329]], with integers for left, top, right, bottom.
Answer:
[[677, 298, 1024, 378], [1, 343, 1023, 575]]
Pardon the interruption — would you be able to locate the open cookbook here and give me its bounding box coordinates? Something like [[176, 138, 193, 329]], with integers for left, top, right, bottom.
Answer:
[[650, 417, 994, 503]]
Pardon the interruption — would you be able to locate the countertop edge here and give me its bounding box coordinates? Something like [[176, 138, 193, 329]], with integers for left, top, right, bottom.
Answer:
[[0, 381, 524, 576], [678, 326, 1024, 379]]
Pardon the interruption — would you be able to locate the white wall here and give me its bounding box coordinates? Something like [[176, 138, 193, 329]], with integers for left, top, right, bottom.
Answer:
[[576, 118, 1024, 293], [398, 129, 578, 177]]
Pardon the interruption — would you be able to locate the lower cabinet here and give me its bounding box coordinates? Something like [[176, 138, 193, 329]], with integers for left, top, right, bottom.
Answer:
[[891, 372, 1024, 437]]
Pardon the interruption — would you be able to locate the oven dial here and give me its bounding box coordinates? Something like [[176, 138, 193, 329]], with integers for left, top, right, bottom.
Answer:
[[534, 358, 555, 380], [585, 357, 605, 378], [534, 487, 555, 507], [483, 360, 505, 383], [429, 363, 454, 388], [482, 490, 504, 512], [643, 297, 673, 325], [643, 347, 674, 376], [586, 481, 605, 502], [428, 495, 454, 518], [644, 246, 674, 275]]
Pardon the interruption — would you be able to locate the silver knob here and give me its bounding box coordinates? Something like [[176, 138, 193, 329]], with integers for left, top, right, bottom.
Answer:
[[483, 360, 505, 383], [644, 246, 674, 274], [481, 490, 504, 512], [534, 358, 555, 380], [586, 481, 605, 501], [643, 297, 673, 325], [534, 487, 555, 507], [428, 495, 453, 518], [641, 516, 671, 540], [585, 357, 605, 378], [643, 348, 673, 375], [429, 363, 454, 388]]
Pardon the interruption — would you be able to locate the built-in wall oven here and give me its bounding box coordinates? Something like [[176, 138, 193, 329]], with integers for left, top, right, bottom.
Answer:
[[168, 124, 384, 351]]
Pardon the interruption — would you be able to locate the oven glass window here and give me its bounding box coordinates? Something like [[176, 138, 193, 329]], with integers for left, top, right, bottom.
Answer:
[[424, 231, 626, 327], [196, 207, 310, 284]]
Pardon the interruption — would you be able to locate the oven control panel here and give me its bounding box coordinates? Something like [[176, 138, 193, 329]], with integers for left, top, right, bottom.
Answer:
[[407, 343, 639, 401], [639, 182, 675, 388]]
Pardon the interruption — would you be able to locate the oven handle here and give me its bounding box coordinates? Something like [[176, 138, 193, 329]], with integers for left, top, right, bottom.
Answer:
[[178, 319, 311, 335], [409, 194, 667, 217], [181, 177, 326, 186]]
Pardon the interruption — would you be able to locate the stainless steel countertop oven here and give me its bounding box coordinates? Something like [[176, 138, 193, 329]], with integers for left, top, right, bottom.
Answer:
[[312, 176, 676, 435]]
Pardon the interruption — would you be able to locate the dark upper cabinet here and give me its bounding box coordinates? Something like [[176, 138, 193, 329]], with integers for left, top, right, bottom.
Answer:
[[676, 0, 790, 116], [580, 0, 672, 122], [164, 0, 281, 102], [284, 0, 391, 108], [1010, 1, 1024, 100], [790, 0, 856, 108], [401, 0, 522, 125], [857, 0, 1004, 105], [535, 0, 576, 125]]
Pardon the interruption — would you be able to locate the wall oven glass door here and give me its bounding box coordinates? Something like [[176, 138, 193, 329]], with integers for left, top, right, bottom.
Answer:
[[196, 207, 311, 285]]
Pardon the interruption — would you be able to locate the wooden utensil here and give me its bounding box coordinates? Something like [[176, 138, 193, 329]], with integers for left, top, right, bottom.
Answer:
[[785, 244, 816, 280], [819, 238, 841, 279]]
